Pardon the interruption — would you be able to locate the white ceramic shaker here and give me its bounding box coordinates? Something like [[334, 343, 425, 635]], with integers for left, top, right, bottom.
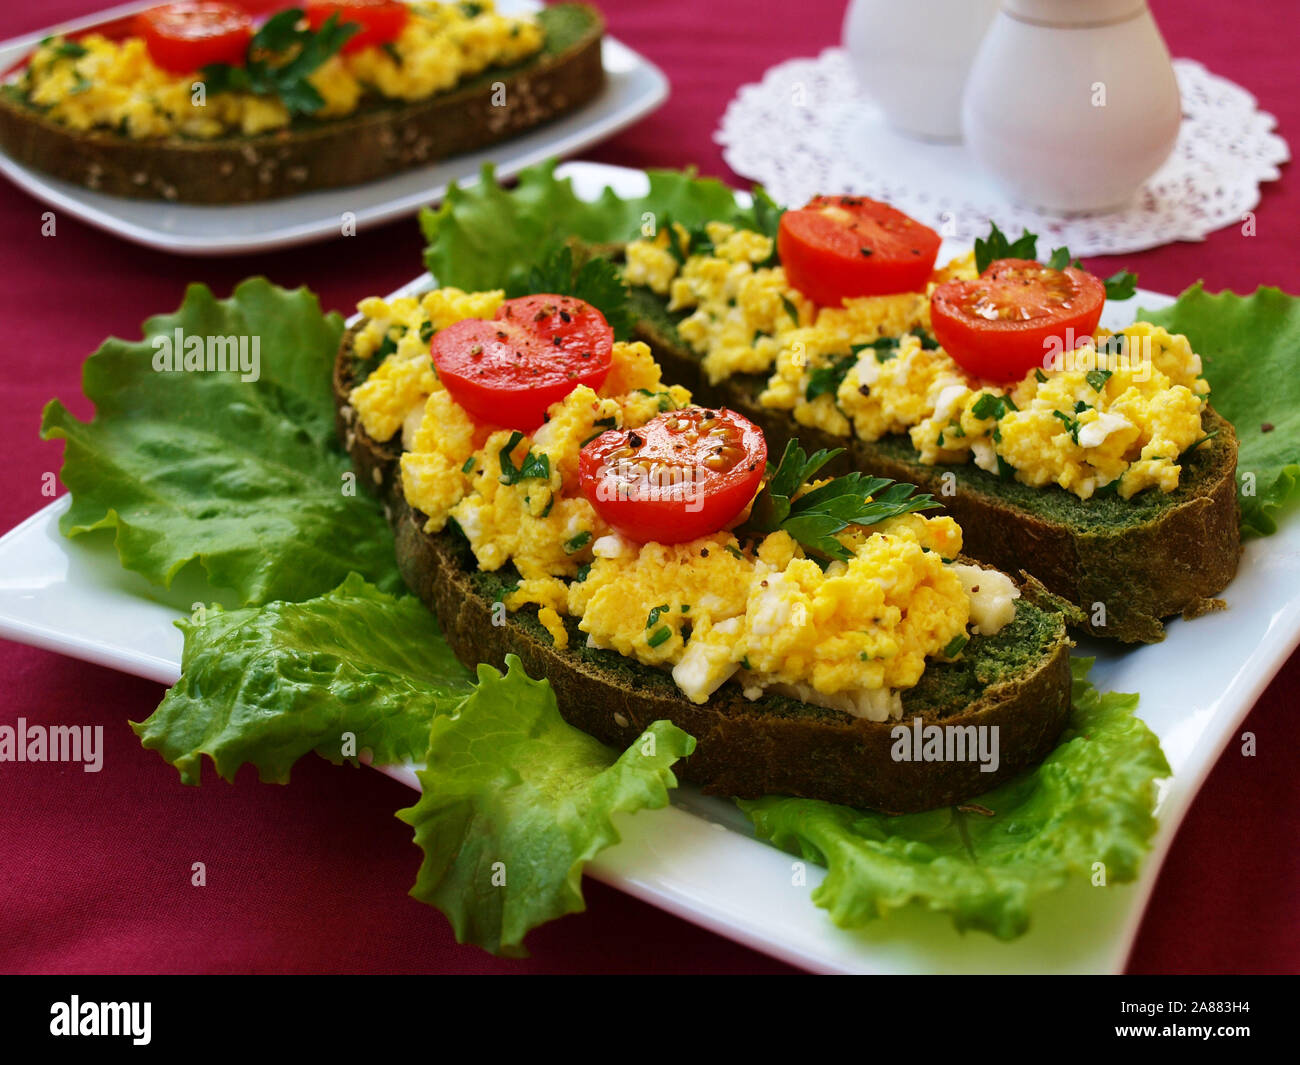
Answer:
[[842, 0, 1000, 142], [962, 0, 1182, 212]]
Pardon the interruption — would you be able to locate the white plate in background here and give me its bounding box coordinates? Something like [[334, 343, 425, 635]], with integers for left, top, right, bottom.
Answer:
[[2, 161, 1297, 973], [0, 2, 668, 255]]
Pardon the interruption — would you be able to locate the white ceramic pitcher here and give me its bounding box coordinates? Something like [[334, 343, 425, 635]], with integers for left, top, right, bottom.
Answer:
[[962, 0, 1182, 212]]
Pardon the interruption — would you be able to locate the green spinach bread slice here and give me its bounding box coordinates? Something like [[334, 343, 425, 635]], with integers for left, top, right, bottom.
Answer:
[[627, 285, 1242, 644], [334, 320, 1074, 813]]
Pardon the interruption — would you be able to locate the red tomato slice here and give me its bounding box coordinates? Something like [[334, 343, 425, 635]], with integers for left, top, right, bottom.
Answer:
[[135, 2, 253, 73], [431, 294, 614, 431], [579, 409, 767, 544], [304, 0, 409, 52], [930, 258, 1107, 382], [777, 195, 942, 306]]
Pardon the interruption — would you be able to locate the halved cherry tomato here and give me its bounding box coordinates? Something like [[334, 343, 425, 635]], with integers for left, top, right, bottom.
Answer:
[[930, 258, 1107, 382], [431, 294, 614, 431], [579, 409, 767, 544], [304, 1, 409, 52], [777, 195, 942, 306], [135, 2, 253, 74]]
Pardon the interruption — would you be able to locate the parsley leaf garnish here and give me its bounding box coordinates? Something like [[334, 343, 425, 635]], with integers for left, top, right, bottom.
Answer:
[[199, 9, 359, 118], [741, 440, 939, 563], [974, 223, 1139, 300], [498, 431, 551, 485], [509, 244, 633, 340], [1046, 246, 1083, 271], [1101, 269, 1138, 301], [974, 222, 1039, 273]]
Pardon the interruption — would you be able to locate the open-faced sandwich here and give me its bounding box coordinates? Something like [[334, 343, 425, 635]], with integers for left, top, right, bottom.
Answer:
[[334, 281, 1076, 812], [616, 202, 1241, 642], [0, 1, 603, 202]]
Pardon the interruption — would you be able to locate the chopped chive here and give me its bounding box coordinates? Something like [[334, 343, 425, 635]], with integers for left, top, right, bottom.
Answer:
[[645, 603, 671, 629], [647, 626, 672, 648], [564, 531, 592, 554], [1052, 410, 1081, 444]]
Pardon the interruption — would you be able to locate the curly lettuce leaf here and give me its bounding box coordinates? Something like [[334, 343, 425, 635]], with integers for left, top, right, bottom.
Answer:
[[134, 574, 473, 785], [740, 659, 1169, 940], [420, 159, 763, 293], [1140, 284, 1300, 536], [41, 278, 401, 605], [398, 656, 695, 956]]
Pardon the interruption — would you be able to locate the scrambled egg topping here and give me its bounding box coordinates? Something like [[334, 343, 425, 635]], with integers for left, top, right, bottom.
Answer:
[[571, 521, 1010, 722], [348, 288, 1020, 718], [19, 2, 542, 139], [626, 227, 1212, 500]]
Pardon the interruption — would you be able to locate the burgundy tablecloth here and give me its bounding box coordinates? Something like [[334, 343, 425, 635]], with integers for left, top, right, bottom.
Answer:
[[1, 0, 1295, 975]]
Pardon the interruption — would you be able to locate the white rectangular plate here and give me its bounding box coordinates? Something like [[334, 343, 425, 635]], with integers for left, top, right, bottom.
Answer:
[[3, 160, 1298, 973], [0, 2, 668, 255]]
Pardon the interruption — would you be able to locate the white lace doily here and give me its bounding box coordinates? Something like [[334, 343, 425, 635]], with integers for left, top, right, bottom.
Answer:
[[716, 52, 1289, 256]]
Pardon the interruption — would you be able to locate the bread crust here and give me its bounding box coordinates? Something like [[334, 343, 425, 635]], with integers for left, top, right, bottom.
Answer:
[[0, 4, 604, 204], [334, 321, 1074, 812]]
